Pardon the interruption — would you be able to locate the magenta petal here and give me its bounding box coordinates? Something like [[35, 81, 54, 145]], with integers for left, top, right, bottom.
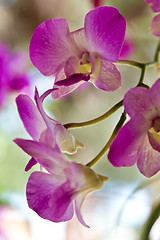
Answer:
[[55, 73, 90, 86], [27, 172, 74, 222], [25, 157, 37, 171], [93, 60, 121, 91], [14, 139, 68, 173], [30, 19, 78, 76], [16, 94, 46, 140], [84, 6, 126, 62], [150, 14, 160, 37], [149, 78, 160, 113], [108, 119, 147, 167], [145, 0, 160, 12], [137, 135, 160, 177], [123, 87, 157, 120]]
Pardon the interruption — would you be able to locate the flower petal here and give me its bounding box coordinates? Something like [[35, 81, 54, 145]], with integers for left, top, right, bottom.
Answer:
[[55, 124, 84, 154], [145, 0, 160, 12], [16, 94, 46, 140], [71, 28, 87, 52], [52, 68, 80, 99], [123, 87, 157, 120], [27, 171, 74, 222], [148, 130, 160, 151], [108, 119, 148, 167], [25, 157, 37, 171], [92, 59, 121, 91], [150, 14, 160, 37], [137, 135, 160, 177], [29, 19, 79, 76], [14, 139, 68, 173], [84, 6, 126, 62]]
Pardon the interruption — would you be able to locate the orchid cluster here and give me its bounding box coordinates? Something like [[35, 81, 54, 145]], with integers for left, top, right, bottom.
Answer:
[[14, 2, 160, 231]]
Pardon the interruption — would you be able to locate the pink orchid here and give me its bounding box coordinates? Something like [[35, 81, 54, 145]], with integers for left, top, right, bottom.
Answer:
[[108, 78, 160, 177], [0, 43, 30, 108], [145, 0, 160, 12], [16, 88, 83, 171], [14, 139, 108, 227], [29, 6, 126, 99], [150, 14, 160, 37]]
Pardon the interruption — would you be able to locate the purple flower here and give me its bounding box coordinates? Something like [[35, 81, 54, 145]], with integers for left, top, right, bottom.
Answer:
[[119, 37, 135, 59], [16, 88, 83, 171], [14, 139, 108, 227], [145, 0, 160, 12], [29, 6, 126, 99], [0, 43, 30, 108], [108, 78, 160, 177], [150, 13, 160, 37]]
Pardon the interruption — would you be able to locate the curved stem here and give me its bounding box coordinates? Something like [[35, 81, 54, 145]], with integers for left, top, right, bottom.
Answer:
[[116, 60, 144, 68], [64, 100, 123, 129], [86, 111, 126, 168], [154, 40, 160, 62], [137, 66, 146, 86]]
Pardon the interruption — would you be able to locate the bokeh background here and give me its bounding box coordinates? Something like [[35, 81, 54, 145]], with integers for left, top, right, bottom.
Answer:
[[0, 0, 160, 239]]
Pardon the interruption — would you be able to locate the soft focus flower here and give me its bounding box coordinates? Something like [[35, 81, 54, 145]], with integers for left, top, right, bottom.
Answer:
[[108, 78, 160, 177], [91, 0, 104, 8], [0, 43, 30, 108], [30, 6, 126, 99], [14, 139, 108, 227], [119, 37, 135, 59], [150, 13, 160, 36], [16, 88, 83, 171], [145, 0, 160, 12]]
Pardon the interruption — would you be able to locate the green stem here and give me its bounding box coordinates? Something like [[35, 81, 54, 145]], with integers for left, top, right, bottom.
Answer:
[[140, 201, 160, 240], [86, 111, 126, 168], [137, 66, 146, 86], [116, 60, 144, 69], [154, 40, 160, 62], [64, 100, 123, 129]]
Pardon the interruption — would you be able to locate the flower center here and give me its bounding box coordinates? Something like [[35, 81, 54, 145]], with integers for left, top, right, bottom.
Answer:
[[152, 118, 160, 133]]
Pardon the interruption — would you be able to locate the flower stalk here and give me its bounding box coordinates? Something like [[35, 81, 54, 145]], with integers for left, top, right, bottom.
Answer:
[[86, 111, 126, 168]]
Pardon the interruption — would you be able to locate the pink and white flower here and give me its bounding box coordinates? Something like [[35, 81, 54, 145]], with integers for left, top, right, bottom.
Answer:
[[14, 139, 108, 227], [108, 78, 160, 177], [29, 6, 126, 99]]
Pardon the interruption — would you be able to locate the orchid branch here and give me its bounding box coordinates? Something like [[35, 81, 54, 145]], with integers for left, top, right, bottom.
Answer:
[[86, 111, 126, 168], [64, 100, 123, 129]]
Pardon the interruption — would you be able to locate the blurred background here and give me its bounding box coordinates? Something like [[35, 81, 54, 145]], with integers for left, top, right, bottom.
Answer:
[[0, 0, 160, 239]]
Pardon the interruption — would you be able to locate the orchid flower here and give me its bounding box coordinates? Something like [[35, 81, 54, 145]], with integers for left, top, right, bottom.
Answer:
[[14, 139, 108, 227], [0, 43, 30, 108], [108, 78, 160, 177], [16, 88, 83, 171], [29, 6, 126, 99], [150, 14, 160, 37], [145, 0, 160, 12]]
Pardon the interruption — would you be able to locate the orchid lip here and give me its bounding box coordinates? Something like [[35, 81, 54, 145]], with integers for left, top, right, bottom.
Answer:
[[55, 73, 90, 86]]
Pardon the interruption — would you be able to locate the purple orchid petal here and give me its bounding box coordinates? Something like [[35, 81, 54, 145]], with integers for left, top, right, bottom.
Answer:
[[49, 178, 76, 219], [25, 157, 37, 171], [145, 0, 160, 12], [16, 94, 46, 140], [55, 73, 90, 86], [123, 87, 157, 120], [93, 59, 121, 91], [150, 14, 160, 37], [84, 6, 126, 62], [108, 119, 148, 167], [149, 78, 160, 113], [29, 19, 79, 76], [14, 139, 68, 173], [52, 67, 81, 99], [137, 135, 160, 177], [71, 28, 87, 52], [27, 171, 74, 222], [74, 190, 90, 228]]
